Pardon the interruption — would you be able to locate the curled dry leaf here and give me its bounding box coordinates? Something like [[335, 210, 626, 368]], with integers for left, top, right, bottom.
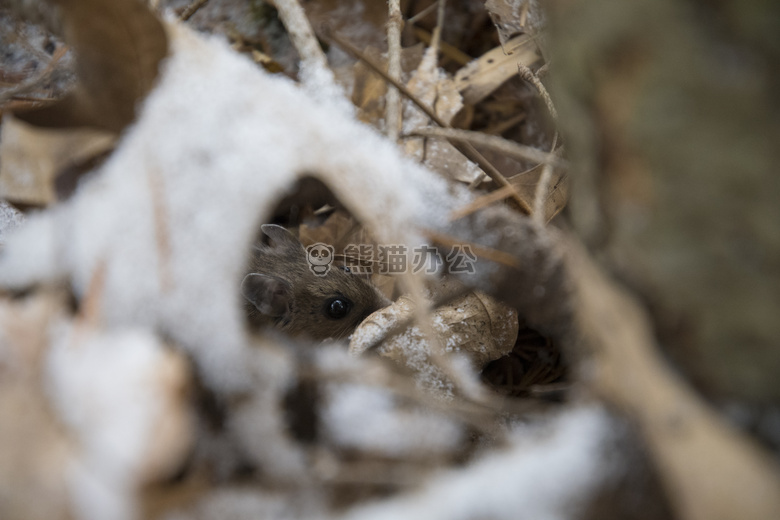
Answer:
[[350, 287, 519, 396], [16, 0, 168, 133], [0, 114, 116, 205], [484, 0, 547, 45]]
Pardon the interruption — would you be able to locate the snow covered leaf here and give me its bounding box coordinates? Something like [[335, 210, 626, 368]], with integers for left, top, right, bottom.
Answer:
[[401, 45, 481, 184], [350, 287, 519, 398], [0, 293, 192, 520], [48, 325, 192, 520]]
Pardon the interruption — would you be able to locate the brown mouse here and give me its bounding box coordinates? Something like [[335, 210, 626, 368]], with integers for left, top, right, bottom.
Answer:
[[241, 224, 389, 340]]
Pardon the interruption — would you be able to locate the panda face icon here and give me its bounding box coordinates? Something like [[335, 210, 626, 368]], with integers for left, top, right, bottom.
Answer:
[[306, 243, 334, 276]]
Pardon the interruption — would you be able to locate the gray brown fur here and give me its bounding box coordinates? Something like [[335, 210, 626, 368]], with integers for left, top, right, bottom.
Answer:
[[242, 224, 389, 341]]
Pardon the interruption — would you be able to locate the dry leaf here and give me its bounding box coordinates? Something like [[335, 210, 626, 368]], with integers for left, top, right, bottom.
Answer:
[[0, 294, 72, 520], [0, 114, 115, 205], [485, 0, 548, 45], [350, 288, 519, 396], [506, 164, 570, 222], [401, 46, 481, 183], [16, 0, 168, 133], [351, 45, 425, 127], [454, 35, 540, 105], [351, 47, 390, 125]]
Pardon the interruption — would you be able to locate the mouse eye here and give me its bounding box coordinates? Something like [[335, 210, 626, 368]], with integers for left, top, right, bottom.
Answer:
[[337, 265, 351, 274], [325, 297, 351, 319]]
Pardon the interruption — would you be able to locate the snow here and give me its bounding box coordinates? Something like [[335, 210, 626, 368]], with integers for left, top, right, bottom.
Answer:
[[46, 324, 188, 520], [0, 200, 23, 245], [343, 406, 614, 520], [323, 382, 463, 456]]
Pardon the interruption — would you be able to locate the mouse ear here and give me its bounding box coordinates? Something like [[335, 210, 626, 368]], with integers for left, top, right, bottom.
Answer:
[[241, 273, 292, 318], [260, 224, 306, 260]]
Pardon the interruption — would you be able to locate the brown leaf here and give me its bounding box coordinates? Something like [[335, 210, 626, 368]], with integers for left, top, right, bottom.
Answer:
[[454, 35, 540, 105], [351, 44, 425, 127], [350, 287, 519, 395], [16, 0, 168, 133], [0, 293, 72, 520], [506, 164, 570, 222], [484, 0, 546, 45], [0, 114, 116, 205]]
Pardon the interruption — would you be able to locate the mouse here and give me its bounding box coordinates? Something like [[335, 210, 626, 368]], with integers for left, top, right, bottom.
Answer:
[[241, 224, 390, 341]]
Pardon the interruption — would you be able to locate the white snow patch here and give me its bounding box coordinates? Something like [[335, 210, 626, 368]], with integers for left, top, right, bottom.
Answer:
[[343, 405, 615, 520], [0, 200, 24, 245], [323, 383, 463, 457], [46, 324, 176, 520]]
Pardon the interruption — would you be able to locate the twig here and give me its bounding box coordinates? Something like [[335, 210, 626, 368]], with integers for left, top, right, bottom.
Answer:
[[0, 45, 68, 106], [74, 258, 107, 337], [386, 0, 403, 142], [448, 183, 518, 221], [431, 0, 447, 52], [146, 164, 173, 293], [274, 0, 335, 90], [180, 0, 210, 22], [421, 228, 521, 268], [412, 27, 472, 66], [408, 1, 439, 25], [516, 63, 561, 224], [404, 127, 568, 169], [532, 133, 559, 225]]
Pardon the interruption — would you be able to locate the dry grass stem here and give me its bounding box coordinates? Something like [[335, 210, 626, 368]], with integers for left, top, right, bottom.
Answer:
[[179, 0, 210, 22], [518, 63, 558, 121], [448, 183, 519, 221], [412, 27, 471, 66], [431, 0, 447, 53], [385, 0, 403, 142], [421, 228, 521, 268], [407, 1, 439, 25], [532, 162, 555, 225], [532, 133, 559, 225], [405, 127, 567, 168], [275, 0, 331, 80], [146, 165, 173, 293]]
